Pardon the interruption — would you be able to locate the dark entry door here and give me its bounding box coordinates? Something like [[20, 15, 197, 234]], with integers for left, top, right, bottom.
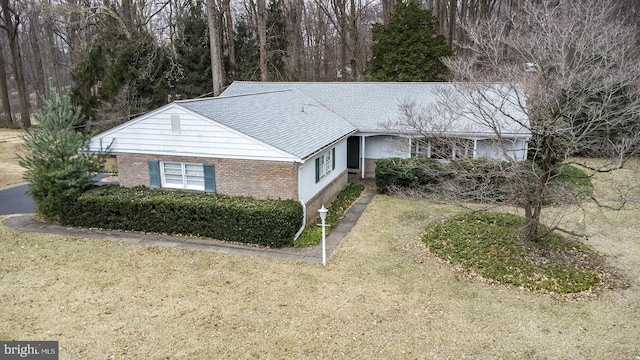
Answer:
[[347, 136, 360, 169]]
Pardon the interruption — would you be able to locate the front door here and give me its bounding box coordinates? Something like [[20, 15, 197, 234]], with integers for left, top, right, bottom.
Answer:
[[347, 136, 360, 169]]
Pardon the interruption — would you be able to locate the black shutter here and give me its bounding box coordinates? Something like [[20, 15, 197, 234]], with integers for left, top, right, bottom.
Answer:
[[148, 160, 160, 189], [204, 164, 216, 193], [315, 157, 320, 183], [332, 148, 336, 170]]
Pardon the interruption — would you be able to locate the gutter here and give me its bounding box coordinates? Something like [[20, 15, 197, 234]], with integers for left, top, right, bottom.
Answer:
[[300, 130, 358, 163]]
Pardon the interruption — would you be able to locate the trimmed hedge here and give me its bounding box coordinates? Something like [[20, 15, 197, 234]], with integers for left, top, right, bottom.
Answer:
[[63, 185, 303, 247]]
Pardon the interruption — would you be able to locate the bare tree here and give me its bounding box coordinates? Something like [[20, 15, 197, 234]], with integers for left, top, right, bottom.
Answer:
[[393, 0, 640, 243], [257, 0, 267, 80], [206, 0, 224, 94], [222, 0, 235, 81], [27, 0, 46, 107], [0, 0, 31, 127], [0, 36, 11, 126]]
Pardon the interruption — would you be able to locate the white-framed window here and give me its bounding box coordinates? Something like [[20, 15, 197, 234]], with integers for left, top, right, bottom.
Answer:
[[315, 148, 336, 183], [161, 161, 205, 190], [411, 138, 474, 160]]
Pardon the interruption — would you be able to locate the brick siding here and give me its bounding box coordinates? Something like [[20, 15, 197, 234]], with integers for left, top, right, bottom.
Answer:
[[304, 170, 348, 224], [117, 153, 298, 200], [364, 158, 377, 178], [348, 157, 377, 179]]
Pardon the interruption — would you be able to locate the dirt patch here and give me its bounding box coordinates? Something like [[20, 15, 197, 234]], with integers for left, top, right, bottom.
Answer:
[[0, 129, 26, 190]]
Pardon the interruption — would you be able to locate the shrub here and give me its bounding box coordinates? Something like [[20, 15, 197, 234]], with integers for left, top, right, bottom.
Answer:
[[64, 186, 303, 247], [375, 157, 593, 204], [375, 157, 446, 194]]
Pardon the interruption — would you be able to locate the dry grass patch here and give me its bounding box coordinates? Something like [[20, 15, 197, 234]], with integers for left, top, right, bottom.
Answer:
[[1, 161, 640, 359], [0, 129, 26, 190]]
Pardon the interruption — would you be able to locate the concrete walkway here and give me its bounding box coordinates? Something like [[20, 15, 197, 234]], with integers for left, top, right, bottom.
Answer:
[[2, 189, 375, 264]]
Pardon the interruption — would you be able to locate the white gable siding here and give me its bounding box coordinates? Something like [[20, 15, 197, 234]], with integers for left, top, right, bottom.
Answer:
[[89, 106, 297, 162], [298, 139, 348, 204]]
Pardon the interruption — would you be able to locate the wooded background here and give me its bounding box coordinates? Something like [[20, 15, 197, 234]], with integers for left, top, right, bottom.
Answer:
[[1, 0, 639, 127]]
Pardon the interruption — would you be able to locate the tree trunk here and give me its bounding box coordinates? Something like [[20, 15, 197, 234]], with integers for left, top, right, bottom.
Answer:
[[28, 1, 46, 108], [448, 0, 457, 49], [44, 0, 62, 92], [257, 0, 268, 81], [223, 0, 236, 81], [290, 0, 305, 79], [524, 133, 555, 242], [206, 0, 224, 95], [381, 0, 394, 25], [334, 0, 347, 81], [66, 0, 81, 66], [1, 0, 31, 127], [0, 37, 12, 127], [348, 0, 359, 80]]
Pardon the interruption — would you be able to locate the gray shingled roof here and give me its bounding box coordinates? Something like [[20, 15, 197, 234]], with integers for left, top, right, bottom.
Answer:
[[222, 82, 530, 136], [178, 89, 357, 159]]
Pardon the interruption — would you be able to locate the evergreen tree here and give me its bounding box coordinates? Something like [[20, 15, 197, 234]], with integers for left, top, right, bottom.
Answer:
[[266, 0, 289, 81], [101, 31, 172, 114], [173, 1, 213, 98], [365, 0, 453, 82], [234, 14, 260, 81], [19, 91, 111, 222], [233, 5, 289, 81], [70, 8, 172, 123]]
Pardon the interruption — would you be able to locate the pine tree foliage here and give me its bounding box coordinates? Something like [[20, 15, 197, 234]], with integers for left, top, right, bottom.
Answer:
[[70, 9, 172, 123], [173, 1, 213, 98], [19, 91, 111, 222], [365, 0, 453, 82], [101, 31, 172, 112], [233, 3, 289, 82], [266, 0, 289, 81], [234, 14, 260, 81]]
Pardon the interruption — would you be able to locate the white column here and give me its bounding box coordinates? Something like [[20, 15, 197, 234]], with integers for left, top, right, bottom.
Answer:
[[361, 136, 366, 179], [473, 139, 478, 159]]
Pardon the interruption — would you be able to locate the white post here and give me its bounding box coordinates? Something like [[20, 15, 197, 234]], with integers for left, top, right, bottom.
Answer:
[[318, 205, 328, 266], [361, 136, 366, 179]]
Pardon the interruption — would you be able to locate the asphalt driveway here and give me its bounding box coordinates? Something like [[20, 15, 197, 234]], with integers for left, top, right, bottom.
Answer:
[[0, 175, 117, 216], [0, 184, 35, 215]]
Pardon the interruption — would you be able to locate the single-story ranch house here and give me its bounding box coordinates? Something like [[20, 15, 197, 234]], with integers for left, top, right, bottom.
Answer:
[[88, 81, 531, 227]]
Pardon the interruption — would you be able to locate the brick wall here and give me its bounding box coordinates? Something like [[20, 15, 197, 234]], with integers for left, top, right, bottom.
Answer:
[[364, 158, 377, 178], [116, 153, 298, 200], [348, 157, 377, 179], [304, 169, 348, 224]]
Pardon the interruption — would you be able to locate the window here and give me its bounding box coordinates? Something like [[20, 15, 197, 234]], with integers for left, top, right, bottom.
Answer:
[[161, 162, 204, 190], [411, 138, 474, 160], [149, 160, 215, 192], [315, 148, 336, 183]]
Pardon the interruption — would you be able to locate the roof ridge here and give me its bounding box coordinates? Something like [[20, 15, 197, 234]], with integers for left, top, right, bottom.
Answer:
[[175, 89, 294, 104]]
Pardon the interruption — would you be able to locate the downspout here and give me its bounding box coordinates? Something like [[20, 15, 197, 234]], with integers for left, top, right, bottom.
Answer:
[[294, 161, 306, 240], [294, 200, 306, 240]]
